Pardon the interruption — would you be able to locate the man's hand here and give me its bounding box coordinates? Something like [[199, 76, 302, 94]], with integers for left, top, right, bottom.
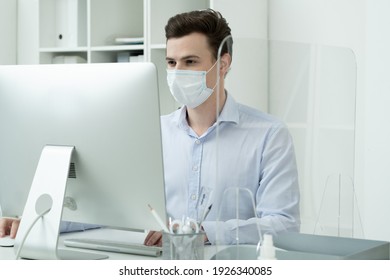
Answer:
[[0, 218, 20, 239], [143, 230, 162, 246]]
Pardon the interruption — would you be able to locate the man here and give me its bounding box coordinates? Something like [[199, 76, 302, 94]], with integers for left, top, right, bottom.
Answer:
[[0, 9, 300, 246], [144, 9, 300, 246]]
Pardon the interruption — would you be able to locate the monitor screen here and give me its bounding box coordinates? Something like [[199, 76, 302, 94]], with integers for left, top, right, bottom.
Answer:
[[0, 63, 167, 258]]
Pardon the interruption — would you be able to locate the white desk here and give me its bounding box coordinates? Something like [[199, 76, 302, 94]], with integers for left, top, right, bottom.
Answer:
[[0, 242, 16, 260], [0, 228, 223, 260], [4, 229, 387, 260]]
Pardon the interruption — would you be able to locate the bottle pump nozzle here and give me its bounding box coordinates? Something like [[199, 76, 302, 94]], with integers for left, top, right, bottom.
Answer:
[[258, 234, 277, 260]]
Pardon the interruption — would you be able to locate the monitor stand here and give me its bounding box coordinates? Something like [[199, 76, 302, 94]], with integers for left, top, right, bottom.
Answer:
[[14, 145, 107, 260]]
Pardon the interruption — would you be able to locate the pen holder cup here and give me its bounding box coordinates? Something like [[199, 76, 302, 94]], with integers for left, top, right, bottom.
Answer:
[[162, 231, 206, 260]]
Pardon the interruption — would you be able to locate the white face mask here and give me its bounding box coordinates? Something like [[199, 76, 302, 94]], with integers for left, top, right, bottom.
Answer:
[[166, 61, 218, 109]]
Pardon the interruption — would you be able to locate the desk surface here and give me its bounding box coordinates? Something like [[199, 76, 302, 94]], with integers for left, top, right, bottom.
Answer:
[[0, 228, 225, 260], [3, 229, 387, 260]]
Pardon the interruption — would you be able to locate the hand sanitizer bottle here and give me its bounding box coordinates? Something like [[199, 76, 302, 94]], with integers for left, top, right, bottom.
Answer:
[[258, 234, 277, 260]]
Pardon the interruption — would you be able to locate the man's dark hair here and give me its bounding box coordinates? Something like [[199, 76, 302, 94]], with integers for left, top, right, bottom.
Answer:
[[165, 9, 233, 61]]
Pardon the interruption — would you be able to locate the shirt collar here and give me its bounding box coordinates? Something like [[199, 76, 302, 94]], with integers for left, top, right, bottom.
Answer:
[[218, 92, 240, 125], [175, 91, 240, 131]]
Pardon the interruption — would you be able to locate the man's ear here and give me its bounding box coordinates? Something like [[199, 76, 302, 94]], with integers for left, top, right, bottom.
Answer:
[[219, 53, 232, 77]]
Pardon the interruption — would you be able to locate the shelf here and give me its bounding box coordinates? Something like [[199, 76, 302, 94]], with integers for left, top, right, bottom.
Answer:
[[90, 45, 145, 52], [39, 47, 88, 53], [150, 44, 166, 50]]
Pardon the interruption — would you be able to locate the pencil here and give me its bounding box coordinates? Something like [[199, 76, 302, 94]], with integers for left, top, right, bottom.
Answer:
[[148, 204, 169, 233]]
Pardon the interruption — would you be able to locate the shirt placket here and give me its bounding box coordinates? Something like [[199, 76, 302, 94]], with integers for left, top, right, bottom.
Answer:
[[187, 137, 203, 220]]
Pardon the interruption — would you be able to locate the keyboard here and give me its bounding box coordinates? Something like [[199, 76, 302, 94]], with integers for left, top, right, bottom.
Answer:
[[64, 238, 162, 257]]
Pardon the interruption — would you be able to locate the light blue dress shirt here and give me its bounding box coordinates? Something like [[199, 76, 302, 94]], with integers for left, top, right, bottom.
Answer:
[[161, 93, 300, 245]]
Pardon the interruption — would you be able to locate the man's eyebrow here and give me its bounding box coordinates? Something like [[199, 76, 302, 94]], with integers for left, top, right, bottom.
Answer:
[[166, 55, 200, 61]]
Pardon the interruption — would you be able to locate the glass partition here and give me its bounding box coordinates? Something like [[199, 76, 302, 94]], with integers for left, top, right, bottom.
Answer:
[[267, 40, 359, 238]]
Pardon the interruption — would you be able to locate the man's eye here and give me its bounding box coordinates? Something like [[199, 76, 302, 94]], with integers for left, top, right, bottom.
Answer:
[[167, 61, 176, 67]]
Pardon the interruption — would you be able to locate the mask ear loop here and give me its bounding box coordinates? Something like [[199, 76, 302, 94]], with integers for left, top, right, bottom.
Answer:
[[205, 59, 221, 92]]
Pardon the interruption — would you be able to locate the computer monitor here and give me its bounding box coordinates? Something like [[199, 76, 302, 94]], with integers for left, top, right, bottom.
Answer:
[[0, 63, 167, 259]]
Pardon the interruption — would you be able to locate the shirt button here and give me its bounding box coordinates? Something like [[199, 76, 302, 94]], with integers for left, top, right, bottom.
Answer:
[[195, 139, 201, 145], [191, 194, 197, 200], [192, 165, 198, 171]]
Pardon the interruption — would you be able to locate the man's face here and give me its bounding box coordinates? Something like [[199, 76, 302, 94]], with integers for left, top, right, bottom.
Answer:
[[166, 32, 217, 89]]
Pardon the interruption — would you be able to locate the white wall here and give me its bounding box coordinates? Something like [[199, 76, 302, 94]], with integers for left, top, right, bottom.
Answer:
[[0, 0, 17, 64], [269, 0, 390, 241], [17, 0, 39, 64], [363, 0, 390, 242], [211, 0, 269, 111]]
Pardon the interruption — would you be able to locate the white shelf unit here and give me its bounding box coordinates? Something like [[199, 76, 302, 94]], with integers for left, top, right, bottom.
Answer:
[[38, 0, 145, 64], [35, 0, 211, 63]]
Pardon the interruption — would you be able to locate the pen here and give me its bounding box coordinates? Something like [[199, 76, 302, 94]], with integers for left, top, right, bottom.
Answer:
[[200, 204, 213, 225], [200, 193, 206, 205], [148, 204, 169, 233]]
